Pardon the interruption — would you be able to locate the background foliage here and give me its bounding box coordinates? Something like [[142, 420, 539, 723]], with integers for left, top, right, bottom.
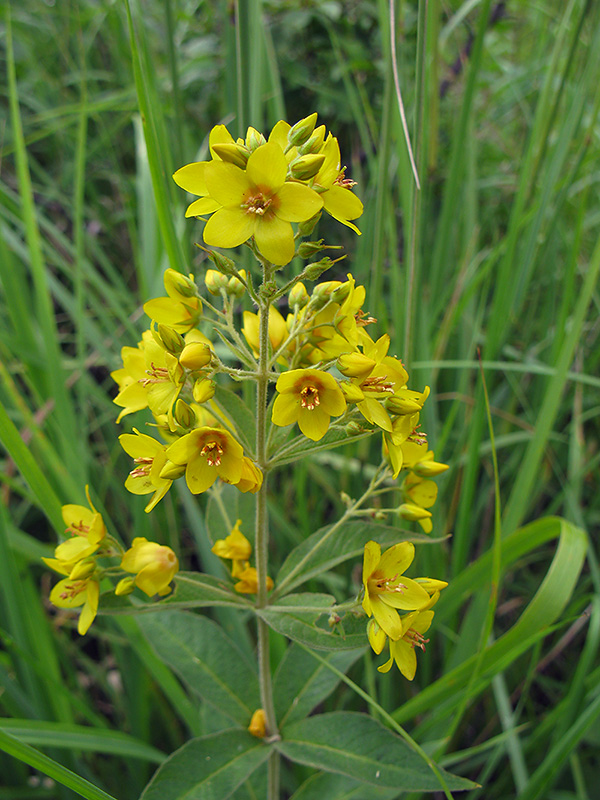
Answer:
[[1, 0, 599, 798]]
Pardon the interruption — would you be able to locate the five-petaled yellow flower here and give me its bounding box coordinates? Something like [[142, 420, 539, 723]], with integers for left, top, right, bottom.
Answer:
[[196, 143, 323, 265], [362, 541, 430, 640], [272, 368, 346, 441], [165, 426, 244, 494]]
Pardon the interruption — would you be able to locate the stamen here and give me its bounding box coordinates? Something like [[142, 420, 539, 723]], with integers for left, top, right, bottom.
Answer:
[[130, 457, 153, 478], [356, 310, 377, 327], [59, 581, 86, 601], [408, 426, 428, 446], [242, 192, 272, 216], [141, 363, 169, 386], [405, 629, 430, 652], [300, 385, 320, 410], [66, 519, 89, 536], [363, 375, 394, 394], [201, 441, 223, 467]]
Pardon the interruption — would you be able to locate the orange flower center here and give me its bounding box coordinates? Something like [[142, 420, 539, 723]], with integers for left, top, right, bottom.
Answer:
[[201, 441, 224, 467], [130, 457, 153, 478], [300, 385, 320, 410], [242, 187, 274, 216]]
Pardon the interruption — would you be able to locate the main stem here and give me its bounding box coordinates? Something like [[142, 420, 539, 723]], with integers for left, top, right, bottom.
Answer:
[[254, 262, 280, 797]]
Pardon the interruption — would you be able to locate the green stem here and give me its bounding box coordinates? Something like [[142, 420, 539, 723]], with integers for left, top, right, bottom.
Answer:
[[254, 262, 280, 798]]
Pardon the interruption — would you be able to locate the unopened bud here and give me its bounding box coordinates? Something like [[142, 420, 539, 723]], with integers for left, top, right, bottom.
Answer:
[[345, 420, 366, 436], [386, 396, 423, 416], [337, 353, 375, 379], [164, 268, 197, 299], [156, 324, 185, 355], [174, 399, 196, 429], [340, 381, 365, 403], [159, 460, 186, 481], [115, 576, 136, 596], [248, 708, 267, 739], [288, 113, 318, 147], [330, 282, 352, 303], [204, 269, 229, 295], [299, 124, 326, 154], [397, 503, 432, 522], [211, 142, 250, 168], [374, 510, 387, 521], [412, 459, 449, 478], [288, 281, 309, 308], [193, 377, 216, 404], [415, 577, 449, 594], [245, 127, 266, 151], [297, 211, 322, 237], [312, 279, 341, 299], [227, 270, 247, 298], [328, 611, 342, 627], [290, 153, 326, 181], [179, 342, 212, 370], [206, 249, 237, 276], [69, 559, 96, 581]]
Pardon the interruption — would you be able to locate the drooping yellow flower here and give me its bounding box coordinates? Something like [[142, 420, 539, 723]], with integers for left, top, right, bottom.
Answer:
[[361, 541, 430, 640], [120, 537, 179, 597], [164, 426, 244, 494], [50, 576, 100, 635], [201, 143, 323, 265], [120, 429, 181, 513], [234, 566, 273, 595], [231, 457, 263, 494], [43, 493, 106, 576], [312, 135, 363, 234], [402, 472, 438, 533], [248, 708, 267, 738], [143, 269, 202, 333], [272, 368, 346, 441], [212, 519, 252, 578], [111, 332, 154, 422]]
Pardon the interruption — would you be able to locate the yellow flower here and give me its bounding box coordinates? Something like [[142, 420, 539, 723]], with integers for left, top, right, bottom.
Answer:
[[43, 492, 106, 576], [120, 429, 179, 513], [361, 541, 430, 640], [212, 519, 252, 578], [377, 606, 436, 681], [402, 472, 438, 534], [111, 333, 153, 422], [201, 143, 323, 265], [143, 269, 202, 333], [242, 307, 289, 358], [312, 135, 363, 234], [272, 368, 346, 441], [120, 537, 179, 597], [231, 457, 263, 494], [234, 566, 273, 595], [142, 339, 185, 417], [50, 576, 100, 635], [248, 709, 267, 738], [165, 426, 244, 494]]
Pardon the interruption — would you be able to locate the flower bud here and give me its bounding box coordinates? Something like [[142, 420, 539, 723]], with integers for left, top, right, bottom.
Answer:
[[158, 460, 186, 480], [290, 153, 326, 181], [193, 377, 216, 404], [174, 399, 197, 429], [120, 537, 179, 597], [210, 142, 250, 168], [156, 324, 185, 355], [330, 281, 352, 303], [179, 341, 212, 370], [345, 420, 366, 436], [288, 113, 318, 147], [339, 381, 365, 403], [297, 211, 322, 237], [374, 510, 387, 522], [115, 576, 136, 596], [164, 268, 197, 299], [248, 708, 267, 739], [299, 124, 326, 154], [227, 275, 245, 298], [69, 558, 96, 581], [288, 281, 309, 308], [415, 577, 448, 594], [206, 249, 237, 276], [245, 127, 266, 151], [386, 396, 423, 415], [397, 503, 432, 522], [337, 353, 376, 379], [412, 459, 449, 478], [312, 279, 341, 299], [204, 269, 229, 295]]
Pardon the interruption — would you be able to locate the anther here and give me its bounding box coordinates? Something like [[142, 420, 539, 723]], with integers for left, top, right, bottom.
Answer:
[[300, 385, 320, 410]]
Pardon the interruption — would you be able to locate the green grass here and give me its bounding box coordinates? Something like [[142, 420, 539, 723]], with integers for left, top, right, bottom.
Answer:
[[1, 1, 600, 798]]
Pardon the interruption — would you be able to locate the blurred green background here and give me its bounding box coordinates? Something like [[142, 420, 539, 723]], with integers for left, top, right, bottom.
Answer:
[[1, 1, 599, 798]]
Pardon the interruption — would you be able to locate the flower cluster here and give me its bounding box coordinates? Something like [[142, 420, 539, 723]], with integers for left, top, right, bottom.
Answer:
[[43, 491, 178, 634], [362, 541, 447, 680], [173, 114, 363, 266]]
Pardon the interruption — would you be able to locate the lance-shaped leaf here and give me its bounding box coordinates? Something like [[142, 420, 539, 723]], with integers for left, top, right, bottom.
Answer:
[[274, 519, 439, 598], [276, 712, 475, 792], [259, 594, 367, 652], [141, 729, 272, 800], [211, 385, 256, 454], [137, 610, 259, 726], [289, 771, 398, 799]]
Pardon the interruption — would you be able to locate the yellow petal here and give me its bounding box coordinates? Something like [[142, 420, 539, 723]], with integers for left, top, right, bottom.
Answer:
[[362, 541, 381, 586], [297, 405, 331, 441], [379, 578, 430, 610], [377, 542, 415, 577], [173, 162, 209, 194], [275, 182, 323, 222], [205, 161, 252, 206], [370, 596, 402, 640], [185, 197, 222, 217], [246, 143, 287, 190], [254, 215, 295, 266], [390, 639, 417, 680], [203, 207, 255, 249], [272, 392, 300, 427], [323, 184, 363, 222], [185, 456, 218, 494], [78, 581, 99, 635]]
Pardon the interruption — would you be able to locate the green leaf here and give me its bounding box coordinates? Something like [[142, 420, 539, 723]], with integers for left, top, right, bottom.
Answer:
[[289, 771, 398, 799], [206, 484, 257, 548], [276, 712, 475, 792], [141, 729, 272, 800], [0, 720, 165, 764], [259, 594, 367, 651], [212, 385, 257, 455], [271, 426, 373, 467], [274, 519, 438, 598], [99, 572, 250, 614], [137, 610, 260, 726], [273, 644, 363, 727]]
